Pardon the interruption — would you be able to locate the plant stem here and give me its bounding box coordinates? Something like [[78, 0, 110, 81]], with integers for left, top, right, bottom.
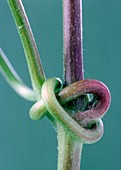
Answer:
[[57, 125, 83, 170], [8, 0, 46, 98], [57, 0, 84, 169], [63, 0, 84, 84]]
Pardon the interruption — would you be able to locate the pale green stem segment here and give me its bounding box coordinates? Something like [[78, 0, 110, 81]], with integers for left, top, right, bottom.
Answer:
[[7, 0, 46, 98], [57, 125, 82, 170], [0, 49, 37, 101]]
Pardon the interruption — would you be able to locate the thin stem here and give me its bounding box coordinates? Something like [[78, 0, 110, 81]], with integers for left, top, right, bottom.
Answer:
[[58, 0, 84, 169], [57, 125, 82, 170], [7, 0, 46, 98], [0, 49, 37, 101], [63, 0, 84, 84]]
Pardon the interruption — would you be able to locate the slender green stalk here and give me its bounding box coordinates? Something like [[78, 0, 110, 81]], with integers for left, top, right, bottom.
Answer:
[[7, 0, 46, 98], [57, 126, 82, 170], [0, 49, 37, 101], [57, 118, 83, 170]]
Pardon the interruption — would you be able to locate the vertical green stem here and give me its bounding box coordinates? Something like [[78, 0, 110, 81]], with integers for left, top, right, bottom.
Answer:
[[8, 0, 46, 98], [57, 0, 84, 169], [57, 125, 83, 170]]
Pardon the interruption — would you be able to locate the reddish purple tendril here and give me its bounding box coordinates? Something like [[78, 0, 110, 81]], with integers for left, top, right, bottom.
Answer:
[[58, 79, 111, 128]]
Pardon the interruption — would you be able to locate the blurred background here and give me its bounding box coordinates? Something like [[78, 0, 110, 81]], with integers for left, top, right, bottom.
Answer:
[[0, 0, 120, 169]]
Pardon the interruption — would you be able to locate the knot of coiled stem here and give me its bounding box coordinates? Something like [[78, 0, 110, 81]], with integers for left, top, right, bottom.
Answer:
[[30, 77, 111, 144]]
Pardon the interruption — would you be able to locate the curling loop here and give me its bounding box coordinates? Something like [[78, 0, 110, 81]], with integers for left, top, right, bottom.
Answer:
[[29, 77, 111, 144]]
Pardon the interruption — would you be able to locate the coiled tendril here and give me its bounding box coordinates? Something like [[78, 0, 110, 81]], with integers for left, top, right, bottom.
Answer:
[[29, 77, 111, 144]]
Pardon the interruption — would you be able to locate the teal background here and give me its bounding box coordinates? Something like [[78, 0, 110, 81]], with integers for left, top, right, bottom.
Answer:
[[0, 0, 120, 169]]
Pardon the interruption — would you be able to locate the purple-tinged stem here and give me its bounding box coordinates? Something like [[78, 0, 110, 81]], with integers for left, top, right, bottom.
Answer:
[[57, 0, 84, 170], [63, 0, 84, 84]]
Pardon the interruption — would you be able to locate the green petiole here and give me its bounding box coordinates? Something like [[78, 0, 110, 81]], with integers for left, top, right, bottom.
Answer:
[[8, 0, 46, 98]]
